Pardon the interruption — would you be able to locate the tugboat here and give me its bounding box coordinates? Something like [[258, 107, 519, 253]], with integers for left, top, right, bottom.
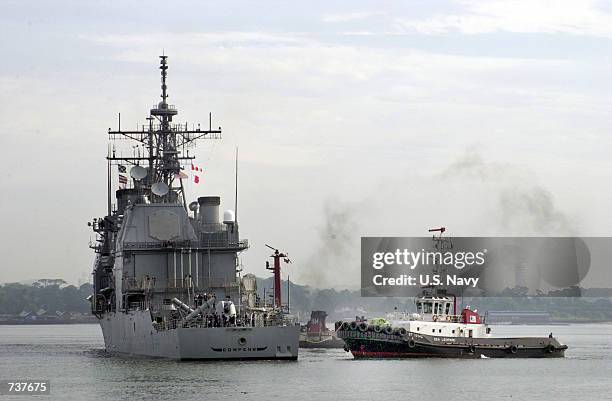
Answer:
[[336, 228, 568, 358], [299, 311, 345, 348]]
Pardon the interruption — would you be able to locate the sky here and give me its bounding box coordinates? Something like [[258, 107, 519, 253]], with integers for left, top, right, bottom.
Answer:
[[1, 0, 612, 288]]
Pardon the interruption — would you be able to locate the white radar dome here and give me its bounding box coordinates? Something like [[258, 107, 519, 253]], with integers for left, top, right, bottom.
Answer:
[[223, 210, 235, 224]]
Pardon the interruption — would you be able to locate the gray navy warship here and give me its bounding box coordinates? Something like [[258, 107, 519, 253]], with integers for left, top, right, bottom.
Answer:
[[88, 56, 299, 360]]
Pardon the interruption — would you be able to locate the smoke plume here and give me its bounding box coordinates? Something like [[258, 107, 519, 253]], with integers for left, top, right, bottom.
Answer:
[[297, 150, 574, 289]]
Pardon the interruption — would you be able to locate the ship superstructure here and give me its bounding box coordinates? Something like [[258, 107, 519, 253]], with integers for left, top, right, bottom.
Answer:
[[89, 56, 299, 360]]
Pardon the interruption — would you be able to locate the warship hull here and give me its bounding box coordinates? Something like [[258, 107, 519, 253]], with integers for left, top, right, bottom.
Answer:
[[99, 311, 299, 360], [338, 329, 567, 359]]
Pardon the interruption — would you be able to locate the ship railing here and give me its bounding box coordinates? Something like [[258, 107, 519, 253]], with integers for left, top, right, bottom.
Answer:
[[422, 314, 465, 323], [155, 319, 250, 331], [121, 241, 193, 250], [154, 315, 297, 331], [198, 238, 249, 249], [150, 104, 177, 111], [128, 301, 149, 311], [166, 277, 240, 289], [199, 223, 229, 232], [121, 239, 248, 250]]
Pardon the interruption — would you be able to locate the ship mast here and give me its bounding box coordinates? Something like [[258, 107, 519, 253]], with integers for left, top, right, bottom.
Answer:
[[106, 55, 222, 208]]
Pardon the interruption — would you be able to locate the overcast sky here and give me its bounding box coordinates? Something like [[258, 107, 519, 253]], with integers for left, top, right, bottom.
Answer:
[[1, 0, 612, 288]]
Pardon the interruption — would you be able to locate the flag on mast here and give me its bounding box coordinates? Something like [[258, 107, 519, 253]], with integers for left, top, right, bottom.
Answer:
[[118, 165, 128, 188], [191, 163, 202, 184]]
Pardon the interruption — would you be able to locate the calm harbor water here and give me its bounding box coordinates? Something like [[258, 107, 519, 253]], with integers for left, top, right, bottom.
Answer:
[[0, 323, 611, 401]]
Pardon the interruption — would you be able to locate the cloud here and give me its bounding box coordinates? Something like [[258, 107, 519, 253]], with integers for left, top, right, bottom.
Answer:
[[322, 11, 387, 23], [5, 6, 612, 285], [394, 0, 612, 37]]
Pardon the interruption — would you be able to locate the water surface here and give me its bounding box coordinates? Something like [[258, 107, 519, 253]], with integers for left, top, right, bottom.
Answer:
[[0, 323, 611, 400]]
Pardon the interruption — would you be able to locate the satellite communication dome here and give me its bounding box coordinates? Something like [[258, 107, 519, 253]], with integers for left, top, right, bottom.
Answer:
[[151, 182, 169, 196], [130, 165, 147, 180], [223, 210, 235, 224]]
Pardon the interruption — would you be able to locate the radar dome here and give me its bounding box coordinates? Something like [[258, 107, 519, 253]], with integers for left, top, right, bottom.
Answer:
[[223, 210, 235, 224]]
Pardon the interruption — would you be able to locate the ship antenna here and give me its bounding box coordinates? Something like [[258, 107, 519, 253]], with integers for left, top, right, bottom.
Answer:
[[107, 143, 111, 215], [107, 55, 222, 207], [235, 146, 239, 222], [160, 55, 168, 104]]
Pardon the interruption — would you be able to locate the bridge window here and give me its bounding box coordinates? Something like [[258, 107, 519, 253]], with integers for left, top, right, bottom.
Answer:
[[445, 303, 451, 315], [423, 303, 432, 314]]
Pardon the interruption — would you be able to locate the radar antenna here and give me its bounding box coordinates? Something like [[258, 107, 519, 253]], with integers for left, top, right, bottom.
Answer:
[[106, 55, 222, 207]]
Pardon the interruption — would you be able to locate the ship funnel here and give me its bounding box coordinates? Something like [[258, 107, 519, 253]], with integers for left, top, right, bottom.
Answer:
[[198, 196, 220, 224]]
